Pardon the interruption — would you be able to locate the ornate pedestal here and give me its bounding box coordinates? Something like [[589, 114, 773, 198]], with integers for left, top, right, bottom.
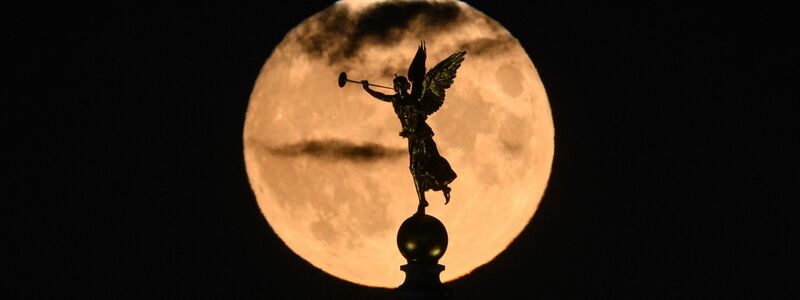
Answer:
[[396, 213, 452, 300]]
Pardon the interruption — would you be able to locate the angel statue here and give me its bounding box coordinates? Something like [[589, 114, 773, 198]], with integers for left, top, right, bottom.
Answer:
[[361, 42, 466, 213]]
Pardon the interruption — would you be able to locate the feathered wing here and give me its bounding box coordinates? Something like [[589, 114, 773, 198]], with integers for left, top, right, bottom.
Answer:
[[407, 41, 426, 98], [418, 51, 466, 115]]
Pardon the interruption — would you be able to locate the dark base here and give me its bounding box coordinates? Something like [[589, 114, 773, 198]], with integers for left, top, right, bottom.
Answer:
[[397, 262, 452, 300]]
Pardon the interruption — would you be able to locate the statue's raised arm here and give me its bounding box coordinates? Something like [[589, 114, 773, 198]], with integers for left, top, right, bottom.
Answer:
[[361, 80, 393, 102]]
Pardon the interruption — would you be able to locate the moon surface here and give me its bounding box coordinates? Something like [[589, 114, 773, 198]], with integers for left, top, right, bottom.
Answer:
[[243, 0, 553, 288]]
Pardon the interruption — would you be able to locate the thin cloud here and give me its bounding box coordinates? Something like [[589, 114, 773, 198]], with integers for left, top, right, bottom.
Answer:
[[293, 1, 465, 65], [270, 139, 405, 162]]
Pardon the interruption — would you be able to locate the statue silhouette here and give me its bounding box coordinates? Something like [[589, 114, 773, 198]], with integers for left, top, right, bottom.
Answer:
[[361, 42, 466, 213]]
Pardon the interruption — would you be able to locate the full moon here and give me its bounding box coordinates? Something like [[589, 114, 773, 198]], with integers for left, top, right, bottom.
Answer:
[[244, 0, 553, 288]]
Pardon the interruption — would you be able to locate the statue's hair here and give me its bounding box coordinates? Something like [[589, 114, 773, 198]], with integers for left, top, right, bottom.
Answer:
[[393, 75, 410, 90]]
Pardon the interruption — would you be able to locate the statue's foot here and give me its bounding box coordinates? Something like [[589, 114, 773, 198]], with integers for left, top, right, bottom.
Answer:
[[443, 187, 451, 205]]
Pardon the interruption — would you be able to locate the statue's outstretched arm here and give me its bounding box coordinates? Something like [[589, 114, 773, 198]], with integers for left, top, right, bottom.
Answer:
[[362, 80, 393, 102]]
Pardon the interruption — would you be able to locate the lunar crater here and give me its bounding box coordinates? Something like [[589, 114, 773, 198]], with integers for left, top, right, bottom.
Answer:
[[496, 63, 524, 97]]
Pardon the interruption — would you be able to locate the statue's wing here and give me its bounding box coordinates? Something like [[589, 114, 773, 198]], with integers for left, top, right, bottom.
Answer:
[[419, 51, 466, 115], [407, 41, 426, 97]]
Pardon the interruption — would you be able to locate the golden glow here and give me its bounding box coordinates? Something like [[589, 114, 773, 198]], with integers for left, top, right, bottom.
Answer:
[[406, 241, 417, 251], [243, 0, 553, 288]]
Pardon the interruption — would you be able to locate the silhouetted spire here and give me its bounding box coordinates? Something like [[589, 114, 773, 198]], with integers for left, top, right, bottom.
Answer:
[[396, 213, 451, 300]]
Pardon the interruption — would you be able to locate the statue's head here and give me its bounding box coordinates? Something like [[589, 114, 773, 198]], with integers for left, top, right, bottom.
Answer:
[[393, 75, 410, 93]]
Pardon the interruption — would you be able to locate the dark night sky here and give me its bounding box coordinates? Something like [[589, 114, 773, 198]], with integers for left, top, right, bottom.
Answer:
[[7, 1, 796, 298]]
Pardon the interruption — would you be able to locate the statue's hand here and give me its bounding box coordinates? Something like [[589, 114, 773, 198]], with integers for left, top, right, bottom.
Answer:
[[361, 80, 369, 89]]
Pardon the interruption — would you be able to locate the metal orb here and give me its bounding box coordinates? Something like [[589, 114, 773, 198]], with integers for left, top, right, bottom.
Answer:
[[397, 213, 448, 263]]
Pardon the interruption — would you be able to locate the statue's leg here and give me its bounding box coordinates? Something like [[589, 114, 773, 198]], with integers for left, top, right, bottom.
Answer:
[[412, 171, 428, 213], [409, 139, 427, 213]]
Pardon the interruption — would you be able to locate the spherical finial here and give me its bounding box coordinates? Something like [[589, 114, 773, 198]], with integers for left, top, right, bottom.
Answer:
[[397, 213, 448, 263]]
